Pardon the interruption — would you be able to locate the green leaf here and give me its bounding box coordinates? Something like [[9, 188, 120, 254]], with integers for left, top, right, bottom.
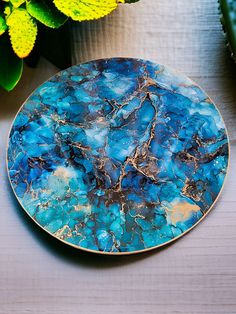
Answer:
[[7, 8, 37, 58], [0, 34, 23, 91], [219, 0, 236, 61], [27, 0, 68, 29], [53, 0, 124, 21], [0, 16, 7, 36], [124, 0, 139, 3], [10, 0, 26, 8]]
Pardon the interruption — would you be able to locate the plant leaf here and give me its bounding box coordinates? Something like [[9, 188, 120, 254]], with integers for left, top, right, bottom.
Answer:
[[4, 5, 12, 19], [219, 0, 236, 62], [10, 0, 26, 8], [27, 0, 68, 29], [0, 33, 23, 91], [7, 8, 37, 58], [0, 16, 7, 36], [53, 0, 125, 21]]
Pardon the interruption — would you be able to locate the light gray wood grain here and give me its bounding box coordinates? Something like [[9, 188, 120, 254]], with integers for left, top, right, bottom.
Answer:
[[0, 0, 236, 313]]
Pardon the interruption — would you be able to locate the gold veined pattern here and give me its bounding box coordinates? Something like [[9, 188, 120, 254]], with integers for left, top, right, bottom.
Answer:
[[7, 58, 229, 254]]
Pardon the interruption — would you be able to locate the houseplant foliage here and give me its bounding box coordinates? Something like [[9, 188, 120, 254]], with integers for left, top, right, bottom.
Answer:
[[0, 0, 140, 91], [219, 0, 236, 62]]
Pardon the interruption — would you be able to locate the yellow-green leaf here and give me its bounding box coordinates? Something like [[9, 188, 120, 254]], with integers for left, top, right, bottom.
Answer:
[[0, 16, 7, 36], [7, 8, 37, 58], [53, 0, 125, 21], [4, 6, 12, 18], [10, 0, 26, 8]]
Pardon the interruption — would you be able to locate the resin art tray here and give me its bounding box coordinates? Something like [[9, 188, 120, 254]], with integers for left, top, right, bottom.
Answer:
[[7, 58, 229, 254]]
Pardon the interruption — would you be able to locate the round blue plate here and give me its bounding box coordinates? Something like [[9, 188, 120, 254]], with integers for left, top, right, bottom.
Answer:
[[7, 58, 229, 255]]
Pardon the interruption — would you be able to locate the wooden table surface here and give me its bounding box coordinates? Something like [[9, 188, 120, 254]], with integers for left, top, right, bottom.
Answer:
[[0, 0, 236, 313]]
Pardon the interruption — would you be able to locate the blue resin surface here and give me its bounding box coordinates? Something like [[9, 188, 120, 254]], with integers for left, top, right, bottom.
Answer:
[[7, 58, 229, 254]]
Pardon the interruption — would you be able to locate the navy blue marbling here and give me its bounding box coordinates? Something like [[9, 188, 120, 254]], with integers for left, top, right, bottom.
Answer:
[[7, 58, 229, 254]]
